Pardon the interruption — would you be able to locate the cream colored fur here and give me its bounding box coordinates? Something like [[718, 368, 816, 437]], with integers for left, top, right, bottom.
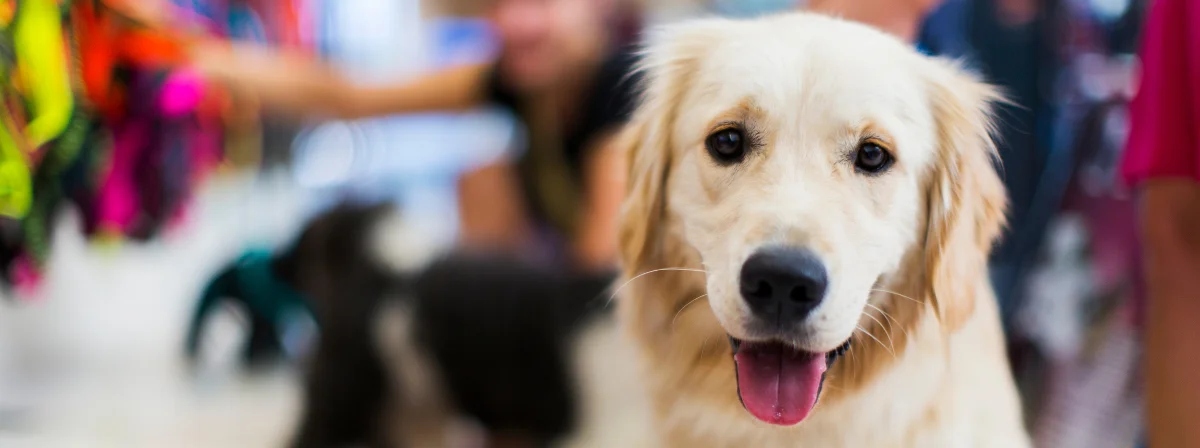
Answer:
[[617, 12, 1030, 447]]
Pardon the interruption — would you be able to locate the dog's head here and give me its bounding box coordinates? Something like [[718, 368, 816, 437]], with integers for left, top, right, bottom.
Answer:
[[618, 13, 1006, 427]]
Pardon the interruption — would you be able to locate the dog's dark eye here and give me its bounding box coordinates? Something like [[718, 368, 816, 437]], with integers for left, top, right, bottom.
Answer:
[[854, 142, 893, 174], [706, 128, 747, 163]]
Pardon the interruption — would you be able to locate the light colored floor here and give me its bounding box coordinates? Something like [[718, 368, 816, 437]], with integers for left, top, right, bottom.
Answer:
[[0, 175, 313, 448]]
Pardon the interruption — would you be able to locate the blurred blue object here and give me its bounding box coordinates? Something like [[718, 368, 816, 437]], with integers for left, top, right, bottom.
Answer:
[[919, 0, 976, 63], [228, 4, 268, 43], [1088, 0, 1132, 22], [712, 0, 797, 17], [431, 18, 499, 68]]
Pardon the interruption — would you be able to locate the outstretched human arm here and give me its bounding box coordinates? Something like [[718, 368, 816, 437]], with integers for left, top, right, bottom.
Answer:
[[190, 41, 491, 119]]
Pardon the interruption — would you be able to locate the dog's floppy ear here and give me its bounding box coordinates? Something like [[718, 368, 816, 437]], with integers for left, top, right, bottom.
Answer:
[[618, 113, 676, 272], [617, 21, 719, 272], [922, 60, 1008, 332]]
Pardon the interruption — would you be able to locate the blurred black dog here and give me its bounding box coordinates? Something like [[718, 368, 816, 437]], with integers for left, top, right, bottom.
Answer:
[[278, 201, 645, 448]]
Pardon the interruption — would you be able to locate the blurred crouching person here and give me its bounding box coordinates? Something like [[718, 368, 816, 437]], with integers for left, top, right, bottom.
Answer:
[[190, 0, 643, 272]]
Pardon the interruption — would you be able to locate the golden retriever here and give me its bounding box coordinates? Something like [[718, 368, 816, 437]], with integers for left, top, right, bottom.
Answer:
[[616, 13, 1030, 447]]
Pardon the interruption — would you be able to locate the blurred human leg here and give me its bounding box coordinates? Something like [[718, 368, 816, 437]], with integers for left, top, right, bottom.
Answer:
[[457, 161, 532, 252]]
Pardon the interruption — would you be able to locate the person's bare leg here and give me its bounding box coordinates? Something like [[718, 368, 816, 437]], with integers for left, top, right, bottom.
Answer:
[[457, 161, 531, 252], [1139, 180, 1200, 448]]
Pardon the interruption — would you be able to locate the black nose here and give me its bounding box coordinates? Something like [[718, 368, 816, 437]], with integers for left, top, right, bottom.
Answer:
[[739, 247, 829, 325]]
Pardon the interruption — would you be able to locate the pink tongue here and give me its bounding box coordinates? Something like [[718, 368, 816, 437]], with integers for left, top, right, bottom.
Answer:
[[733, 341, 827, 426]]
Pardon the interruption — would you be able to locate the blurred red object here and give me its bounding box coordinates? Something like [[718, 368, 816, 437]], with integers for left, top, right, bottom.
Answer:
[[73, 1, 190, 119]]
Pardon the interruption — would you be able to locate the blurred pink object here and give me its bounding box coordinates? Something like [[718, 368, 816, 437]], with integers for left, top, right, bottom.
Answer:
[[190, 105, 223, 182], [159, 69, 206, 118], [11, 253, 43, 298], [1122, 0, 1200, 186], [96, 121, 147, 234]]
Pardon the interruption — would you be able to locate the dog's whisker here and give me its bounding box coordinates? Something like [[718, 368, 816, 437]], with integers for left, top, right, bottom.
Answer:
[[870, 288, 921, 305], [608, 268, 709, 305], [672, 294, 708, 328], [858, 309, 894, 354], [864, 303, 912, 341], [855, 325, 895, 359]]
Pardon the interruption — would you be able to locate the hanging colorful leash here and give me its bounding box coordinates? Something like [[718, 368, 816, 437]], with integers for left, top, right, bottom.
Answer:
[[18, 106, 91, 289], [77, 1, 199, 240], [0, 0, 92, 293], [0, 0, 308, 290], [0, 0, 75, 219], [13, 0, 72, 148]]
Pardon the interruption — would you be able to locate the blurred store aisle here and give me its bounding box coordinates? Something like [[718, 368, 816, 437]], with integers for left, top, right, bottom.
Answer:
[[0, 174, 312, 448]]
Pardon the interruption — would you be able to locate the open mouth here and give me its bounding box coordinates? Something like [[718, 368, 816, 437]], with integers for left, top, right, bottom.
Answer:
[[729, 337, 852, 426]]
